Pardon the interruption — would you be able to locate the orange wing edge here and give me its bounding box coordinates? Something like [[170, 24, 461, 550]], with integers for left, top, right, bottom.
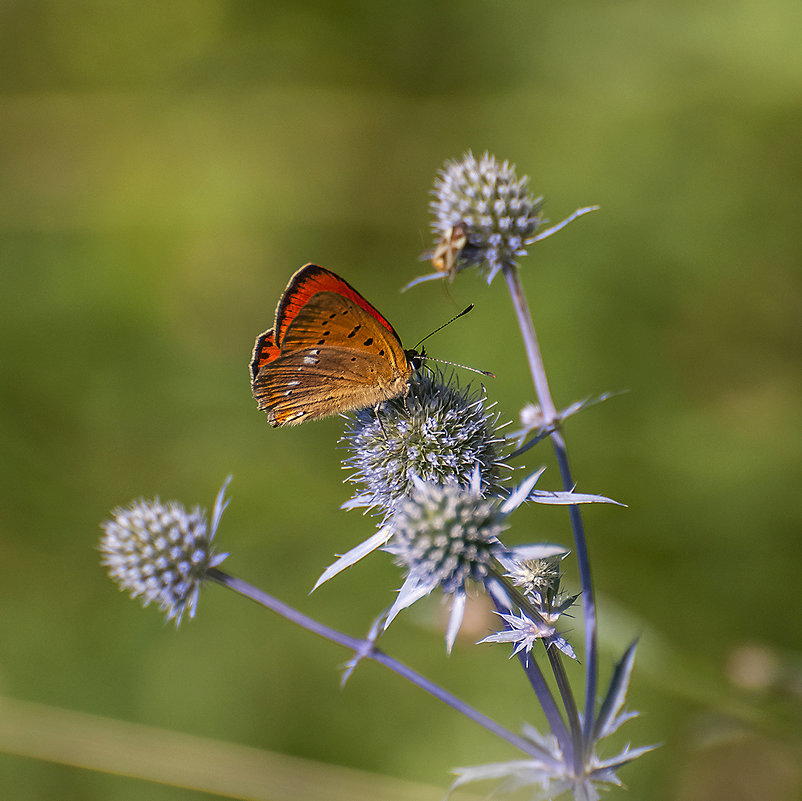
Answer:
[[275, 264, 401, 346], [249, 328, 280, 384]]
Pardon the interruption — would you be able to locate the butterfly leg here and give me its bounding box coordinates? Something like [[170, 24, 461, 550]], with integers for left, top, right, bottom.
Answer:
[[373, 403, 389, 441]]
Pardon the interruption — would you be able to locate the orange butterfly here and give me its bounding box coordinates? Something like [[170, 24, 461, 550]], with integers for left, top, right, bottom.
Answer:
[[250, 265, 421, 426]]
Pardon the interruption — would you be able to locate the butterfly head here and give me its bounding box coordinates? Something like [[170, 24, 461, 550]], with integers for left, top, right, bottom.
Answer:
[[406, 347, 425, 372]]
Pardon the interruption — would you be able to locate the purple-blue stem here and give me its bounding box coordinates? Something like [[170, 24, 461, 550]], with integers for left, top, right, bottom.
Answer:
[[207, 568, 559, 766], [502, 263, 599, 759], [486, 583, 572, 761]]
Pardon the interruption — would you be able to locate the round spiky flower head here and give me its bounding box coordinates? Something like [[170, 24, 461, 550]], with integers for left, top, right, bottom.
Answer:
[[389, 476, 507, 594], [341, 369, 508, 517], [99, 478, 230, 624], [507, 556, 563, 602], [383, 470, 510, 651], [431, 151, 544, 283]]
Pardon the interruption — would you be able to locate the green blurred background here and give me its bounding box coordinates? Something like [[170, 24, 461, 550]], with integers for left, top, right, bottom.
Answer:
[[1, 1, 800, 799]]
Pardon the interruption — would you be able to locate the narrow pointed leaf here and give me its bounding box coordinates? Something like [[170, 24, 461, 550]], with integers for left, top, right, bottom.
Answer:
[[529, 489, 624, 506], [526, 205, 599, 244], [501, 467, 547, 513], [312, 526, 393, 591], [594, 640, 638, 739], [445, 591, 467, 654], [340, 612, 385, 686], [383, 575, 432, 629], [548, 635, 577, 661], [593, 742, 659, 772], [340, 493, 374, 510], [210, 475, 233, 535], [401, 271, 444, 291], [496, 543, 569, 572]]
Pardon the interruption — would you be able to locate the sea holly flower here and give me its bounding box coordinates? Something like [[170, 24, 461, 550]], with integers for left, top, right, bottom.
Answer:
[[481, 552, 578, 662], [318, 371, 618, 594], [406, 151, 598, 288], [381, 466, 565, 651], [501, 554, 579, 621], [96, 139, 652, 800], [382, 470, 507, 651], [506, 555, 563, 601], [99, 478, 230, 624], [341, 368, 509, 517], [428, 151, 544, 284]]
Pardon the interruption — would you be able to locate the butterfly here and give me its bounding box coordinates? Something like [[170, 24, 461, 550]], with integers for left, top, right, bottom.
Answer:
[[250, 264, 422, 427]]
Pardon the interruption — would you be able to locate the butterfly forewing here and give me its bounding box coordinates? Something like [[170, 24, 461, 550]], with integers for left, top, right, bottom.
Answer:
[[280, 292, 408, 369], [274, 264, 401, 347]]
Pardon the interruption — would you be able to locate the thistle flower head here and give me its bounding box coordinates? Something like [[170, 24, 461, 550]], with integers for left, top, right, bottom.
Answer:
[[382, 469, 510, 650], [507, 556, 563, 604], [431, 151, 544, 283], [99, 478, 230, 624], [486, 551, 578, 660], [388, 473, 507, 594], [341, 369, 508, 517]]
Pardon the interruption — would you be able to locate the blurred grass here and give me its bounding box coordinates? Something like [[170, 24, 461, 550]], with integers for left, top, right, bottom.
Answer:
[[1, 1, 800, 799], [0, 696, 483, 801]]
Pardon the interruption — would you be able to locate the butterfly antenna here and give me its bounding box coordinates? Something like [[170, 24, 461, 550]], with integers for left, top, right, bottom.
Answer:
[[420, 355, 495, 378], [411, 304, 474, 351]]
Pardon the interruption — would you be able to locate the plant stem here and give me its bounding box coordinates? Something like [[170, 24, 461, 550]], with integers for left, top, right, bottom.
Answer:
[[207, 568, 560, 767], [486, 580, 571, 757], [502, 263, 599, 755], [489, 568, 582, 766]]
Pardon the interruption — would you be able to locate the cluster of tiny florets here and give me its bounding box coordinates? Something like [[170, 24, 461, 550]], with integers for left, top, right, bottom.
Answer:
[[479, 553, 578, 662], [431, 152, 544, 283], [507, 557, 562, 603], [504, 556, 578, 642], [100, 497, 227, 624], [341, 369, 508, 515], [388, 480, 507, 594]]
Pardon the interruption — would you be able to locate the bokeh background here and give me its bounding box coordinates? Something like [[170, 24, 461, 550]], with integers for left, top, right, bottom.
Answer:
[[1, 1, 800, 799]]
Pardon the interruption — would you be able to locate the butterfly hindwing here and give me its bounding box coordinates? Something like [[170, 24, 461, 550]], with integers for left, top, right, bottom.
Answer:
[[253, 346, 407, 426]]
